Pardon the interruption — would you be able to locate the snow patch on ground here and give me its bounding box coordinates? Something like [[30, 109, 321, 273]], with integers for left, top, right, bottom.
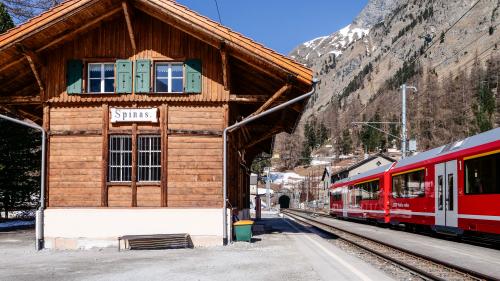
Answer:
[[310, 160, 330, 166]]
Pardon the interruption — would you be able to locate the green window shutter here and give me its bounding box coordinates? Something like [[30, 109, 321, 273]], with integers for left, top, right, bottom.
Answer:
[[67, 60, 83, 94], [184, 59, 202, 94], [135, 59, 151, 93], [116, 60, 132, 93]]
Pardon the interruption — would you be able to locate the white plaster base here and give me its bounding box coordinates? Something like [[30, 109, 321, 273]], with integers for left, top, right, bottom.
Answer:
[[43, 208, 224, 250]]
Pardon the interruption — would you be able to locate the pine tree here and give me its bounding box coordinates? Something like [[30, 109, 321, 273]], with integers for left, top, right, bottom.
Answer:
[[1, 0, 63, 23], [339, 129, 353, 155], [0, 2, 14, 33], [0, 120, 41, 218]]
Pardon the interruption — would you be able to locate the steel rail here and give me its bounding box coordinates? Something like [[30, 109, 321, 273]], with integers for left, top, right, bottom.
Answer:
[[283, 209, 496, 281]]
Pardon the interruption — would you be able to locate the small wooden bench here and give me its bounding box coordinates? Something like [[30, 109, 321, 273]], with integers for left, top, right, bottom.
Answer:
[[118, 234, 193, 251]]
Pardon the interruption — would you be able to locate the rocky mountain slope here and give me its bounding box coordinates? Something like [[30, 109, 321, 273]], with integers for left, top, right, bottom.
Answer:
[[274, 0, 500, 169]]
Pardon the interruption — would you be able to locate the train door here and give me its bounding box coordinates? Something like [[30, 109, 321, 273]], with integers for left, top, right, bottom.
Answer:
[[435, 160, 458, 227]]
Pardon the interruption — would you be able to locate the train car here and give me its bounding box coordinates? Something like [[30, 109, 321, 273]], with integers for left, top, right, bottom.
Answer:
[[330, 163, 393, 223], [388, 127, 500, 236]]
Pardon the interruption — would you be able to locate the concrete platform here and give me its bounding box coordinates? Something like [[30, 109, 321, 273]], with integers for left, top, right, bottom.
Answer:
[[0, 213, 394, 281], [310, 214, 500, 279]]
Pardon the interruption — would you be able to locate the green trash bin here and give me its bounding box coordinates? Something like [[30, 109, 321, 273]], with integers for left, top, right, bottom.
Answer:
[[233, 220, 254, 242]]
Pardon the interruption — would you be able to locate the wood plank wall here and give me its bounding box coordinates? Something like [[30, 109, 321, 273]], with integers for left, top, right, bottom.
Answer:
[[48, 104, 230, 208], [49, 107, 103, 207], [42, 10, 228, 103]]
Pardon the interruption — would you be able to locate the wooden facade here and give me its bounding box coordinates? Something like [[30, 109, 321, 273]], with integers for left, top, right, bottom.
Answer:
[[0, 0, 312, 224]]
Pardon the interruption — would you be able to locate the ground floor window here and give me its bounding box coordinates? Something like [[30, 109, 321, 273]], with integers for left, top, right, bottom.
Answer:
[[138, 136, 161, 182], [108, 135, 161, 182], [109, 135, 132, 182]]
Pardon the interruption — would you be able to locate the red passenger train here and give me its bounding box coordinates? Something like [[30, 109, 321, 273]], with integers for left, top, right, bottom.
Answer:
[[330, 127, 500, 236]]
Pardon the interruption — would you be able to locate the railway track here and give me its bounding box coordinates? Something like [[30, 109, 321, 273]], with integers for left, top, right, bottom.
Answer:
[[282, 209, 497, 281]]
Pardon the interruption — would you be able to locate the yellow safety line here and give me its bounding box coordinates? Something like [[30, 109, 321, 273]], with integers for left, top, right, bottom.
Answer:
[[463, 149, 500, 161], [392, 167, 425, 177]]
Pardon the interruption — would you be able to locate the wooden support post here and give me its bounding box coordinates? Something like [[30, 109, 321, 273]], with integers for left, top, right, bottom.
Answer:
[[122, 1, 137, 52], [131, 123, 137, 207], [43, 105, 50, 208], [101, 104, 109, 207], [160, 104, 168, 207], [21, 50, 45, 99], [220, 42, 230, 91], [251, 84, 291, 116]]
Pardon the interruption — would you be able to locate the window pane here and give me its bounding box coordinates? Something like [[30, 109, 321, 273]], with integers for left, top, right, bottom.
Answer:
[[152, 167, 161, 181], [137, 136, 161, 182], [108, 136, 132, 182], [156, 64, 168, 77], [171, 64, 183, 77], [104, 64, 114, 78], [171, 78, 183, 92], [89, 79, 101, 93], [89, 64, 101, 78], [104, 79, 114, 92], [156, 78, 168, 92], [465, 153, 499, 194], [448, 174, 454, 210]]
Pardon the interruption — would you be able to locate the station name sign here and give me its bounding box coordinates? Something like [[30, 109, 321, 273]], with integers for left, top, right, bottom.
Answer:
[[110, 108, 158, 123]]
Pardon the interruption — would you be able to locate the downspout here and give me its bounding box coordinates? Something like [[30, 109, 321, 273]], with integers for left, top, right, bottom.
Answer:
[[222, 78, 318, 244], [0, 114, 46, 250]]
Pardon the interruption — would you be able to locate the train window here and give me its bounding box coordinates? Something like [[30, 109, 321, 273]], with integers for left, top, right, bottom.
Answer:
[[356, 180, 380, 200], [437, 175, 443, 210], [447, 174, 454, 210], [464, 152, 500, 194], [392, 169, 425, 198]]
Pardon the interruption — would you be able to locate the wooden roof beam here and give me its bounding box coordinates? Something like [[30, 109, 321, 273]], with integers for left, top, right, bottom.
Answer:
[[0, 105, 41, 123], [23, 52, 45, 98], [17, 109, 42, 122], [229, 95, 291, 103], [122, 1, 137, 52], [242, 126, 283, 149], [220, 41, 231, 91], [0, 6, 122, 73], [134, 1, 301, 86], [251, 83, 291, 116], [0, 95, 41, 105], [37, 7, 123, 53]]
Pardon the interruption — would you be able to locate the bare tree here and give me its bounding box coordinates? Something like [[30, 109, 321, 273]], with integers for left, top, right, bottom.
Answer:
[[1, 0, 62, 23]]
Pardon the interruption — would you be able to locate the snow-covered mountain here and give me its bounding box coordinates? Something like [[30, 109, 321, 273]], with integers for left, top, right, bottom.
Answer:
[[290, 24, 370, 66]]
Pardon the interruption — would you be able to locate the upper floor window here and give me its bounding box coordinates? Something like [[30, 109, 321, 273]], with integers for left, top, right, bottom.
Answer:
[[155, 63, 184, 93], [88, 63, 115, 93]]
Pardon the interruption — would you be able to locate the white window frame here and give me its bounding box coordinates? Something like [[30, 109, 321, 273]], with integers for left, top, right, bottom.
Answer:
[[137, 135, 161, 182], [154, 62, 184, 93], [88, 62, 115, 93], [108, 135, 132, 182]]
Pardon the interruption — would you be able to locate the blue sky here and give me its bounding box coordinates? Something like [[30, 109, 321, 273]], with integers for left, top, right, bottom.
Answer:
[[177, 1, 368, 55]]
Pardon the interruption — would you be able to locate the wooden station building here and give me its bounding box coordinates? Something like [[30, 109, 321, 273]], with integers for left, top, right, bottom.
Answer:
[[0, 0, 313, 248]]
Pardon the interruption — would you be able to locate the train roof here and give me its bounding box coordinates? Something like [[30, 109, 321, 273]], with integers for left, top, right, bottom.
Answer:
[[394, 127, 500, 169], [333, 163, 393, 186]]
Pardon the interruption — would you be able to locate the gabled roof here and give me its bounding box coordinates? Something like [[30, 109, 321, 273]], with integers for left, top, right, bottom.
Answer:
[[334, 163, 393, 186], [0, 0, 312, 86], [332, 153, 395, 177]]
